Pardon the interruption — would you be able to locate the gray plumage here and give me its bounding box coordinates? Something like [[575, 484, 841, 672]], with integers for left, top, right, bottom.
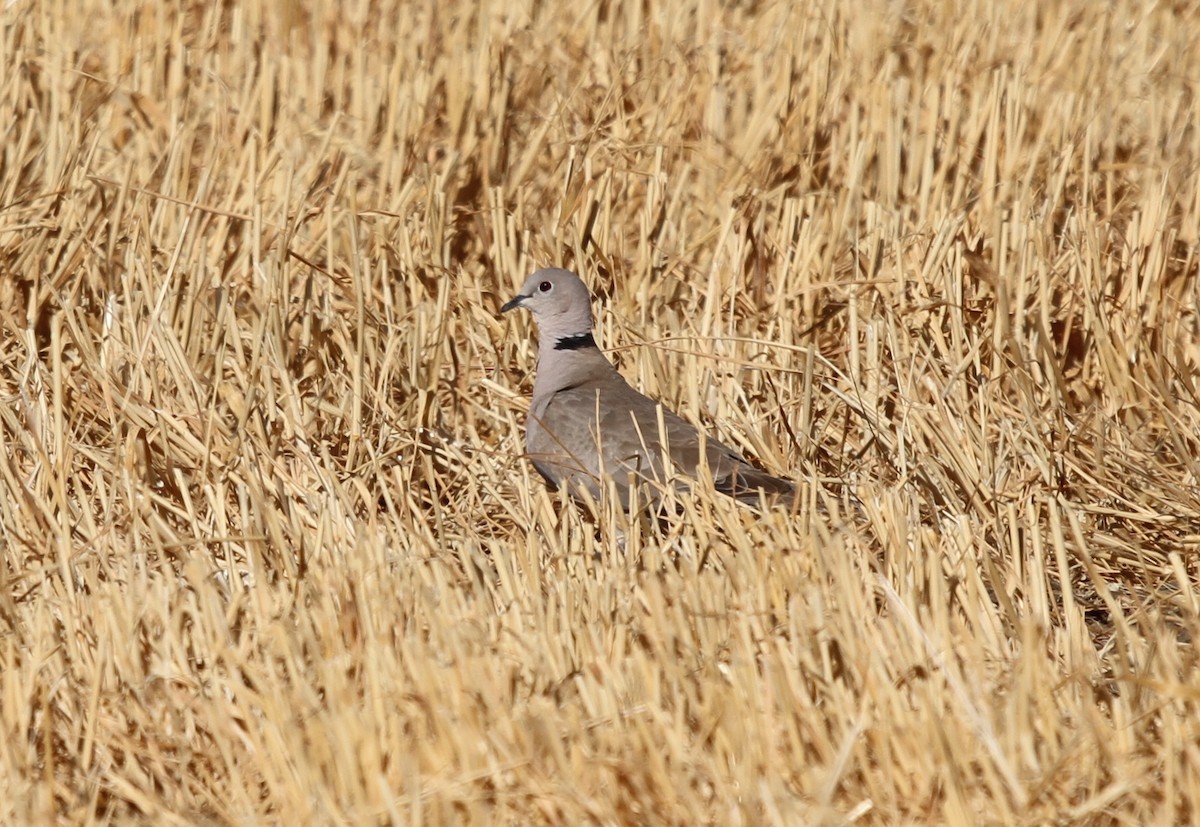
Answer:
[[501, 268, 796, 508]]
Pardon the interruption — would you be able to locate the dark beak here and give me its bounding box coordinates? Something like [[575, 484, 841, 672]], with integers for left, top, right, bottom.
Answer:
[[500, 294, 526, 313]]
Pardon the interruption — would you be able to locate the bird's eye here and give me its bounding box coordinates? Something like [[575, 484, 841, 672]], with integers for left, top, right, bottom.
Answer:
[[538, 281, 553, 293]]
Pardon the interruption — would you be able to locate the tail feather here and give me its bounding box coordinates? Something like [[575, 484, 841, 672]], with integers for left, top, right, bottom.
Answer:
[[716, 464, 797, 506]]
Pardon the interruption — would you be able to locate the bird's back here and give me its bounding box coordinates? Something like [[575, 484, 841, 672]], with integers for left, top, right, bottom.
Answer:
[[527, 365, 793, 507]]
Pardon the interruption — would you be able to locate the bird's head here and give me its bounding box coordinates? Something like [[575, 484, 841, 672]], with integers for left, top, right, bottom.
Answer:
[[501, 268, 595, 345]]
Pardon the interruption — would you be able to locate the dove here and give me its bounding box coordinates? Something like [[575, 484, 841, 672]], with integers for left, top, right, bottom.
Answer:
[[501, 268, 796, 509]]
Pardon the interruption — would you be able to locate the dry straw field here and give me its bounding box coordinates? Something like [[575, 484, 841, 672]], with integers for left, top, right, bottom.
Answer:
[[2, 0, 1199, 823]]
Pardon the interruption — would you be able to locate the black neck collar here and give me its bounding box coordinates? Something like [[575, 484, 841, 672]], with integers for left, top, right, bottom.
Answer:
[[554, 333, 596, 351]]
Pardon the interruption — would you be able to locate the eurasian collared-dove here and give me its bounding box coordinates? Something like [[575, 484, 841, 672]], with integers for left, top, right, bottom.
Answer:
[[501, 268, 796, 508]]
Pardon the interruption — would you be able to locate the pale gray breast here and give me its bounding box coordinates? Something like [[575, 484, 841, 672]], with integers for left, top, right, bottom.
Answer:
[[526, 384, 607, 499]]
